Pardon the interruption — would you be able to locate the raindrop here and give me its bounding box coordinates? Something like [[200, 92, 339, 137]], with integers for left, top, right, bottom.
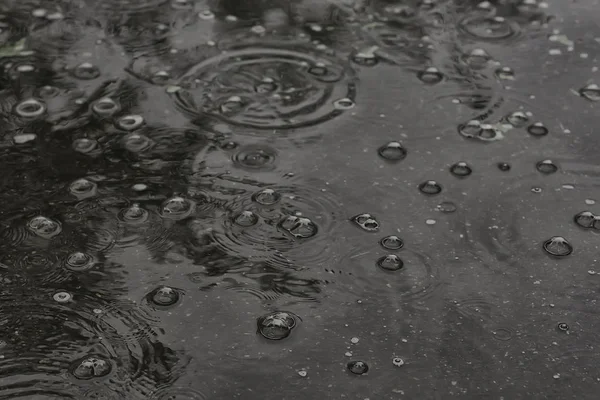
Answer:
[[220, 96, 244, 114], [377, 141, 407, 162], [333, 98, 355, 110], [53, 291, 72, 303], [278, 216, 318, 239], [557, 322, 569, 332], [495, 66, 515, 80], [464, 48, 491, 69], [437, 201, 457, 213], [14, 98, 46, 118], [252, 189, 282, 206], [123, 133, 152, 152], [160, 197, 194, 220], [579, 83, 600, 101], [118, 203, 149, 224], [450, 162, 473, 177], [505, 111, 529, 127], [351, 213, 380, 232], [71, 356, 112, 380], [419, 180, 442, 195], [116, 115, 144, 131], [198, 10, 215, 20], [233, 145, 277, 170], [234, 211, 259, 227], [148, 286, 180, 307], [27, 216, 62, 238], [65, 252, 95, 271], [377, 254, 404, 271], [72, 62, 101, 80], [392, 357, 405, 367], [536, 159, 558, 174], [347, 360, 369, 375], [73, 138, 98, 154], [69, 178, 97, 197], [497, 162, 511, 171], [92, 97, 120, 117], [543, 236, 573, 257], [573, 211, 595, 229], [151, 70, 170, 85], [417, 67, 443, 84], [257, 311, 297, 340], [458, 120, 483, 139], [380, 235, 404, 250], [527, 122, 548, 137]]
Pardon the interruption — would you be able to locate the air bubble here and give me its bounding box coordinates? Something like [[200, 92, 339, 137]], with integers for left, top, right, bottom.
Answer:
[[557, 322, 569, 332], [278, 216, 318, 239], [377, 254, 404, 271], [198, 10, 215, 20], [27, 216, 62, 238], [579, 83, 600, 101], [417, 67, 443, 84], [254, 78, 276, 93], [377, 141, 407, 162], [220, 96, 244, 114], [234, 211, 259, 227], [116, 115, 144, 131], [257, 311, 297, 340], [527, 122, 548, 137], [351, 213, 380, 232], [73, 138, 98, 154], [464, 48, 492, 69], [123, 133, 152, 152], [71, 356, 112, 379], [543, 236, 573, 257], [65, 252, 95, 271], [160, 197, 194, 220], [450, 162, 473, 177], [352, 50, 378, 66], [53, 291, 72, 303], [392, 357, 405, 367], [148, 286, 180, 307], [333, 98, 355, 110], [233, 145, 277, 170], [505, 111, 529, 127], [536, 159, 558, 174], [69, 178, 97, 197], [573, 211, 595, 229], [92, 97, 120, 117], [72, 62, 101, 80], [252, 188, 282, 206], [419, 180, 442, 195], [497, 162, 511, 171], [380, 235, 403, 250], [437, 201, 457, 213], [118, 204, 149, 224], [495, 66, 515, 80], [15, 98, 46, 118], [347, 360, 369, 375]]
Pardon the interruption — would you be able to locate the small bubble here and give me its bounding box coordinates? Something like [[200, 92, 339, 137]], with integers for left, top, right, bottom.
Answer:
[[352, 50, 378, 66], [27, 216, 62, 238], [123, 133, 152, 153], [278, 216, 318, 239], [557, 322, 569, 332], [585, 199, 596, 205], [13, 133, 37, 144], [531, 187, 542, 194], [220, 96, 244, 114], [72, 62, 100, 80], [505, 111, 529, 127], [92, 97, 120, 117], [254, 78, 277, 93], [69, 178, 97, 198], [392, 357, 405, 367], [579, 83, 600, 101], [450, 162, 473, 177], [65, 252, 95, 271], [495, 66, 515, 80], [351, 213, 380, 232], [464, 48, 491, 69], [536, 159, 558, 174], [14, 98, 46, 118], [225, 15, 238, 22], [71, 356, 112, 380], [53, 291, 72, 303], [497, 162, 511, 171], [527, 122, 549, 137], [347, 361, 369, 375], [377, 254, 404, 271], [234, 211, 259, 227], [350, 337, 360, 344], [437, 201, 457, 213], [543, 236, 573, 257], [380, 235, 404, 250], [118, 204, 149, 224], [308, 64, 328, 77], [32, 8, 47, 17], [198, 10, 215, 20], [233, 145, 277, 170], [419, 180, 442, 195], [73, 138, 98, 154], [160, 197, 194, 220], [149, 286, 180, 307], [574, 211, 595, 229], [333, 98, 355, 110], [257, 311, 297, 340], [37, 85, 60, 98], [417, 67, 443, 84], [221, 141, 238, 150], [458, 120, 482, 138], [298, 370, 308, 377], [252, 189, 281, 206], [151, 71, 170, 85], [132, 183, 147, 191], [116, 115, 144, 131], [426, 219, 437, 225], [553, 373, 560, 380], [377, 141, 407, 162]]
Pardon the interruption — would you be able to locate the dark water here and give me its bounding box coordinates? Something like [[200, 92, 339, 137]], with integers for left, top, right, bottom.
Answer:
[[0, 0, 599, 398]]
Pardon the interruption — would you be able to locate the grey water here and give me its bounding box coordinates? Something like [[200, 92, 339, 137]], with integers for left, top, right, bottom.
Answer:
[[0, 0, 599, 399]]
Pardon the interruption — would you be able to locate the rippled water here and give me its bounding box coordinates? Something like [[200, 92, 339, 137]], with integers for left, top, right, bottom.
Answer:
[[0, 0, 599, 398]]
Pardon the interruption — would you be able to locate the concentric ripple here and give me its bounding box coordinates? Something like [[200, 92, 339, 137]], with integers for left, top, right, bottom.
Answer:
[[458, 14, 520, 42], [171, 46, 357, 130]]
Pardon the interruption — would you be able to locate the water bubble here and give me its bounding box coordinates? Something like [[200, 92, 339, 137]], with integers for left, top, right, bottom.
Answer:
[[557, 322, 569, 332], [65, 252, 95, 271], [347, 360, 369, 375], [71, 356, 112, 379], [27, 216, 62, 238], [116, 115, 144, 131], [536, 159, 558, 174], [257, 311, 297, 340], [377, 141, 407, 162], [352, 50, 378, 66], [419, 180, 442, 195], [151, 70, 170, 85], [69, 178, 97, 197], [73, 138, 99, 154], [333, 98, 355, 110], [123, 133, 152, 152], [492, 328, 514, 341], [92, 97, 120, 117], [527, 122, 549, 137], [417, 67, 443, 84], [351, 213, 380, 232], [579, 83, 600, 101], [377, 254, 404, 271], [233, 145, 277, 170], [253, 78, 277, 93], [198, 10, 215, 20], [14, 98, 46, 118], [459, 16, 518, 41], [148, 286, 180, 307], [221, 141, 238, 150], [497, 162, 511, 171], [220, 96, 244, 114], [380, 235, 404, 250], [505, 111, 529, 127], [252, 188, 282, 206], [459, 120, 500, 140], [53, 291, 72, 303], [450, 162, 473, 177], [531, 187, 542, 194], [233, 211, 259, 227], [392, 357, 405, 367], [464, 48, 492, 69], [543, 236, 573, 257], [160, 197, 194, 220], [495, 66, 515, 80], [573, 211, 595, 229], [278, 216, 318, 239], [437, 201, 457, 213], [118, 204, 149, 224], [72, 62, 101, 80]]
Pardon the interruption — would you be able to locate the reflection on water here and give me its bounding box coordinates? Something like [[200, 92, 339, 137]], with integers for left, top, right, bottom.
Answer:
[[0, 0, 599, 398]]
